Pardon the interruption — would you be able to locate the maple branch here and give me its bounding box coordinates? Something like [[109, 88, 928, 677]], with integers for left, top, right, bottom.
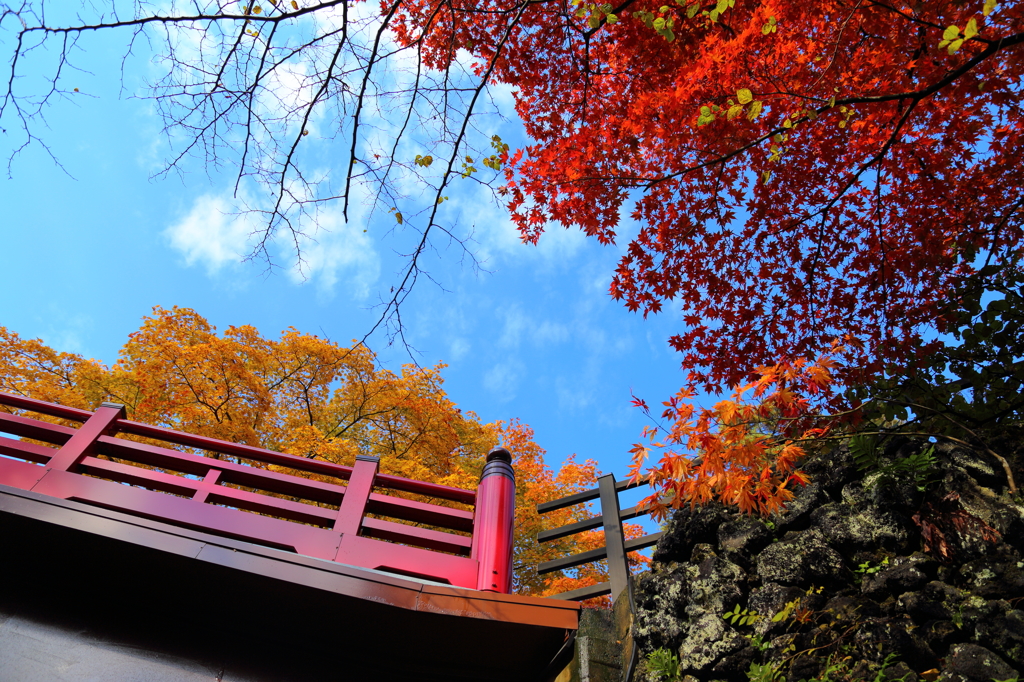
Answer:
[[355, 0, 530, 349], [808, 0, 865, 92], [555, 28, 1024, 195], [865, 0, 999, 46], [342, 0, 399, 222], [874, 397, 1017, 494], [3, 2, 521, 360]]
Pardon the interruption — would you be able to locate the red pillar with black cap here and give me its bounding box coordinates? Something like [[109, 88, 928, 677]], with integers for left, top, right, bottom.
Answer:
[[471, 447, 516, 592]]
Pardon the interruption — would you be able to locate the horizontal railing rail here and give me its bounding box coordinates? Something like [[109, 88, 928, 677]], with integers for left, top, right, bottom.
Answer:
[[0, 393, 475, 503], [535, 475, 648, 514], [0, 392, 515, 592], [536, 473, 662, 603]]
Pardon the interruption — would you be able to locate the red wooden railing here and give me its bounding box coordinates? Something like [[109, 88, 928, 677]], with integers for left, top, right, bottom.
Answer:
[[0, 392, 515, 592]]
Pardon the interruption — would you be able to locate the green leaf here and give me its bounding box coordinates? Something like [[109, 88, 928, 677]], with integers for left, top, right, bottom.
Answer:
[[747, 100, 763, 121], [588, 15, 600, 28], [948, 38, 964, 54], [709, 8, 719, 21], [942, 25, 961, 41], [727, 105, 744, 120], [653, 17, 666, 30], [737, 88, 753, 105], [606, 13, 618, 24], [687, 3, 699, 18], [716, 0, 728, 13], [964, 17, 978, 40], [984, 0, 998, 16]]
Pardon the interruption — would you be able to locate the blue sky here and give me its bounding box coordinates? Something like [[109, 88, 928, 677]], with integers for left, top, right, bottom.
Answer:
[[0, 7, 692, 523]]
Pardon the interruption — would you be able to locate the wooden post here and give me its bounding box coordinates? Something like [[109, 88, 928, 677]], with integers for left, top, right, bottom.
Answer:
[[598, 473, 630, 603], [44, 402, 126, 472], [190, 469, 222, 504], [472, 448, 516, 593], [333, 455, 379, 535]]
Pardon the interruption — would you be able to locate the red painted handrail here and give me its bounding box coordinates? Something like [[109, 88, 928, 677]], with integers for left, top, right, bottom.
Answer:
[[0, 392, 515, 591]]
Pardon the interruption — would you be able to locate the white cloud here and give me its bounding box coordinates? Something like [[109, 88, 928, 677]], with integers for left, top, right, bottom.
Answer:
[[556, 377, 596, 413], [535, 319, 570, 345], [494, 305, 570, 350], [165, 191, 380, 298], [498, 306, 529, 349], [164, 194, 250, 275], [449, 337, 470, 361], [282, 207, 380, 299], [483, 360, 524, 401], [471, 202, 588, 268], [37, 311, 96, 358]]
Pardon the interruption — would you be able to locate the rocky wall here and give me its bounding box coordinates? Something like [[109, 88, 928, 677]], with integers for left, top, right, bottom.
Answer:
[[632, 439, 1024, 682]]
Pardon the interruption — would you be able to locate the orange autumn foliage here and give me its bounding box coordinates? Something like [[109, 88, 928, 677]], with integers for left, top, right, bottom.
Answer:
[[0, 307, 631, 596], [629, 341, 846, 517], [503, 418, 647, 603]]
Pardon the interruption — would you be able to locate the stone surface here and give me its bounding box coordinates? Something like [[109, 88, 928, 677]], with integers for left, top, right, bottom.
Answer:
[[755, 529, 850, 586], [631, 439, 1024, 682], [560, 587, 637, 682], [939, 644, 1017, 682]]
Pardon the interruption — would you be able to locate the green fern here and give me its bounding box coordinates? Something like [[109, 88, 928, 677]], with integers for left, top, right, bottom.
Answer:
[[747, 662, 785, 682], [647, 648, 682, 681], [887, 445, 937, 491], [724, 603, 761, 626], [850, 433, 879, 471], [852, 433, 936, 492]]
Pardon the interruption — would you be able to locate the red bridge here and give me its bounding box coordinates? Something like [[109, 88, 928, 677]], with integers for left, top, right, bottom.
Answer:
[[0, 393, 578, 681]]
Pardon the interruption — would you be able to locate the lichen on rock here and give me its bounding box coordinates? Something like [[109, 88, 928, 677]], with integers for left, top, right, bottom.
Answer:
[[632, 441, 1024, 682]]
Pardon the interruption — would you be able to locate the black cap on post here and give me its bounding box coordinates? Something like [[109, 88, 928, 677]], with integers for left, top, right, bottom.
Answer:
[[481, 447, 514, 481], [486, 447, 512, 463]]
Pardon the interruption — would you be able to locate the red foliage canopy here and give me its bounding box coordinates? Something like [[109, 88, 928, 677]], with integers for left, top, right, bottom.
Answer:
[[396, 0, 1024, 389]]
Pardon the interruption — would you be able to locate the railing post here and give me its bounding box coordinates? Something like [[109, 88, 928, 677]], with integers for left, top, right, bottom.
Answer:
[[44, 402, 126, 472], [190, 469, 222, 504], [333, 455, 379, 535], [598, 473, 630, 603], [472, 447, 515, 593]]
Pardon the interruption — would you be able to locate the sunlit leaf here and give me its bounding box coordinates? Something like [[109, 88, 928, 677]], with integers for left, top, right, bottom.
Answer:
[[963, 18, 978, 40]]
